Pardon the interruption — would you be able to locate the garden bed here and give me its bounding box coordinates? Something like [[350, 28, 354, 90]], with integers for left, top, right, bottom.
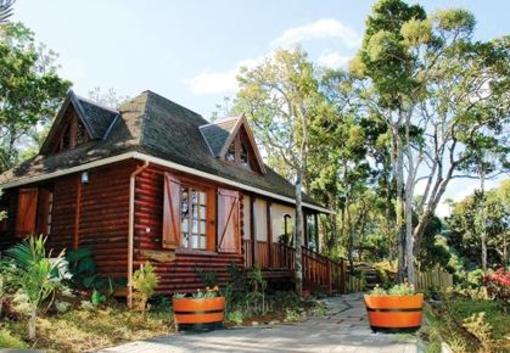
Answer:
[[420, 296, 510, 353], [0, 303, 174, 352]]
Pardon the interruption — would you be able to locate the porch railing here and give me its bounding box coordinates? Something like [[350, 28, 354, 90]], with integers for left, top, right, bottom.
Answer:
[[242, 239, 346, 294]]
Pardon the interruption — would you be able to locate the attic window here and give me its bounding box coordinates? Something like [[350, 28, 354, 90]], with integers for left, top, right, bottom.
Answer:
[[54, 115, 89, 153], [226, 144, 236, 162], [240, 144, 249, 168]]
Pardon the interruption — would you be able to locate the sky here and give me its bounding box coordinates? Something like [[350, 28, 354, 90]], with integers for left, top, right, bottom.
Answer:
[[12, 0, 510, 216]]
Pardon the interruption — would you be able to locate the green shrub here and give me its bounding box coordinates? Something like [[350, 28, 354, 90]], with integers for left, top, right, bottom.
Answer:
[[227, 310, 244, 325], [132, 262, 159, 311], [368, 282, 416, 296], [0, 328, 27, 349]]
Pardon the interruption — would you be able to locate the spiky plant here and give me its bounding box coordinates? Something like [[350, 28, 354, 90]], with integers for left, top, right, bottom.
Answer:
[[0, 0, 15, 24], [6, 235, 70, 340]]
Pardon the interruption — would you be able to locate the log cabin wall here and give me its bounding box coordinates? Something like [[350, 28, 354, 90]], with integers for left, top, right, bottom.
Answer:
[[0, 160, 135, 280], [133, 163, 243, 295]]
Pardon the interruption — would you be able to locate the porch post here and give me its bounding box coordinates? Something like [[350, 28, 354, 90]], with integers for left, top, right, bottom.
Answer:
[[266, 201, 272, 268], [250, 195, 256, 268], [314, 213, 319, 253]]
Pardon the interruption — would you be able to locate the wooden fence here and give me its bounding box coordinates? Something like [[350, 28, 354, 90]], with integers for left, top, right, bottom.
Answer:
[[415, 267, 453, 291]]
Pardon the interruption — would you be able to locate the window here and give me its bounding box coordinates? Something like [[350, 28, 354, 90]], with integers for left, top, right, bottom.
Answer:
[[46, 192, 54, 234], [240, 144, 249, 168], [180, 187, 207, 250], [226, 144, 236, 162]]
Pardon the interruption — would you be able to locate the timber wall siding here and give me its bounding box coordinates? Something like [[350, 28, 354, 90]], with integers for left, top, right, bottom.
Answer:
[[133, 164, 243, 294], [0, 161, 135, 280]]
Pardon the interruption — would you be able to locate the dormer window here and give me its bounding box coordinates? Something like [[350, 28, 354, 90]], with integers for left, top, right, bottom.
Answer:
[[240, 144, 249, 168], [226, 144, 236, 162]]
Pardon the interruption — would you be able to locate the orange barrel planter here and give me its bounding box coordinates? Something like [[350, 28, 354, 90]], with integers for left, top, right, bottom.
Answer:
[[172, 297, 225, 331], [364, 294, 423, 332]]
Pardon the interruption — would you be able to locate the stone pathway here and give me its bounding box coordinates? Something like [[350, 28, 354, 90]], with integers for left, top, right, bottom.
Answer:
[[97, 293, 418, 353]]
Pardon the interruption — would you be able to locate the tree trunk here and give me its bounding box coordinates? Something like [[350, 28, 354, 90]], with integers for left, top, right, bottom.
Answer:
[[28, 309, 37, 341], [394, 134, 406, 283], [294, 167, 304, 296], [480, 167, 487, 272], [404, 183, 415, 286]]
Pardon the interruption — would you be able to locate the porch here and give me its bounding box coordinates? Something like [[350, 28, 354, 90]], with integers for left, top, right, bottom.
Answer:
[[242, 240, 347, 294]]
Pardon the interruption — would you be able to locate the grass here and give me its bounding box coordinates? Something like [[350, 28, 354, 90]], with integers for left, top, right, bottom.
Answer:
[[1, 304, 174, 353], [423, 297, 510, 353], [0, 328, 28, 349]]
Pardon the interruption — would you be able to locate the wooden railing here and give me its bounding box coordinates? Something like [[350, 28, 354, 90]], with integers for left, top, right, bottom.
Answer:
[[242, 240, 346, 294], [302, 246, 346, 294]]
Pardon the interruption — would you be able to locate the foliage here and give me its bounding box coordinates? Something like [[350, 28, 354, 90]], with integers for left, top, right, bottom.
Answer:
[[0, 22, 71, 170], [368, 282, 416, 296], [4, 235, 70, 340], [132, 262, 158, 311], [0, 303, 173, 353], [65, 247, 117, 296], [0, 328, 27, 349], [191, 287, 220, 299], [484, 268, 510, 302], [195, 267, 219, 288], [446, 183, 510, 271], [226, 310, 244, 326], [462, 313, 494, 352]]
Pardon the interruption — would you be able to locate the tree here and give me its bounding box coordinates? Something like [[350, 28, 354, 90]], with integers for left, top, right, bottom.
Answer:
[[5, 236, 70, 340], [0, 23, 71, 170], [308, 68, 371, 268], [350, 0, 510, 283], [446, 182, 510, 271], [234, 49, 327, 294], [88, 86, 129, 109]]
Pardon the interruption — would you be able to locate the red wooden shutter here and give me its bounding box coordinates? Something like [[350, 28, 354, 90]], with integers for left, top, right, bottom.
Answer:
[[15, 188, 38, 237], [162, 173, 181, 249], [217, 188, 240, 253]]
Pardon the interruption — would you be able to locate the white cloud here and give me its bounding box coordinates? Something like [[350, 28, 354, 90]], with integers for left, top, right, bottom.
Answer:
[[186, 56, 263, 95], [187, 18, 360, 95], [317, 51, 351, 68], [271, 18, 360, 48]]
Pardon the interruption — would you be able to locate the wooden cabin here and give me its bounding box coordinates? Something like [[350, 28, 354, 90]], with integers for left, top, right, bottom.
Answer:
[[0, 90, 344, 300]]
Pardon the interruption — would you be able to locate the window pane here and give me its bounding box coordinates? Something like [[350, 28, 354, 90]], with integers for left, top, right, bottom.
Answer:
[[199, 192, 207, 206], [182, 232, 189, 248], [192, 234, 199, 249], [200, 235, 207, 249], [181, 189, 189, 215], [200, 206, 206, 219], [200, 221, 207, 235], [192, 220, 198, 233]]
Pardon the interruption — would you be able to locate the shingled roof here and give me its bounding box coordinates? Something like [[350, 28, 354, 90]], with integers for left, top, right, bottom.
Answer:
[[0, 90, 323, 207]]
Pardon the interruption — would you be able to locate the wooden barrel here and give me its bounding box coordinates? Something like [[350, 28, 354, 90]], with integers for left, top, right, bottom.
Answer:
[[173, 297, 225, 330], [364, 294, 423, 331]]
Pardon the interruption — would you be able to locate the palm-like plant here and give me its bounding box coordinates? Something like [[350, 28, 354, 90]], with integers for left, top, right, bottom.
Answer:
[[6, 235, 70, 340], [0, 0, 15, 24]]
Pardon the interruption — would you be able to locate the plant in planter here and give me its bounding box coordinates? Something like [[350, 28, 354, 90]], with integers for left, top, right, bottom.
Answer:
[[172, 286, 225, 331], [364, 283, 423, 332], [132, 262, 158, 312]]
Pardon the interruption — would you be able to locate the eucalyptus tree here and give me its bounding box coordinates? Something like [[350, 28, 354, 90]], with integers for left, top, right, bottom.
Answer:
[[350, 0, 510, 283], [234, 49, 328, 294]]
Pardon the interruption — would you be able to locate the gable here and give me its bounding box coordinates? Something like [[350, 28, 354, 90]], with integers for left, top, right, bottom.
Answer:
[[40, 91, 119, 155], [200, 117, 266, 174], [45, 103, 92, 154]]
